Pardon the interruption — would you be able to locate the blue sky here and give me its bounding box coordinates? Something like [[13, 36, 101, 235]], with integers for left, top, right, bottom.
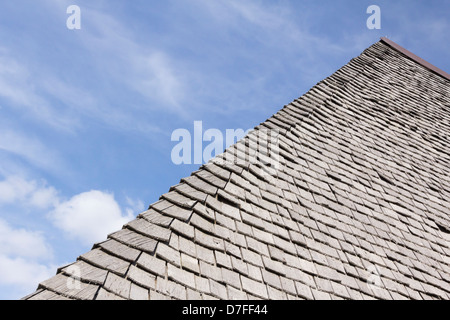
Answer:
[[0, 0, 448, 299]]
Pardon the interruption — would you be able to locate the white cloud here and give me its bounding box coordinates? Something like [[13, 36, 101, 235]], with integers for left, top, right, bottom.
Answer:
[[48, 190, 135, 245], [0, 255, 58, 299], [29, 187, 60, 210], [0, 176, 34, 204], [0, 219, 57, 299], [0, 175, 141, 246], [0, 219, 53, 260], [0, 176, 59, 209], [0, 175, 144, 298]]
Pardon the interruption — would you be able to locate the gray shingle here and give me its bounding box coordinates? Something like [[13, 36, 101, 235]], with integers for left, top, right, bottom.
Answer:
[[194, 229, 225, 251], [262, 256, 286, 276], [108, 229, 157, 254], [199, 261, 223, 282], [103, 272, 132, 299], [181, 253, 200, 273], [280, 277, 297, 296], [167, 263, 196, 289], [127, 265, 156, 290], [126, 218, 172, 242], [39, 273, 99, 300], [215, 251, 232, 269], [195, 275, 211, 294], [130, 283, 149, 300], [179, 236, 197, 257], [61, 261, 107, 285], [241, 248, 263, 267], [267, 285, 288, 300], [156, 243, 181, 267], [196, 244, 216, 264], [227, 286, 248, 300], [187, 288, 202, 300], [311, 288, 332, 300], [161, 205, 193, 221], [98, 239, 141, 262], [295, 281, 314, 300], [140, 209, 173, 227], [96, 288, 125, 300], [170, 219, 195, 239], [137, 252, 167, 277], [209, 279, 228, 299], [80, 249, 130, 276], [240, 276, 269, 299], [261, 269, 282, 290], [156, 277, 187, 300], [247, 264, 263, 282], [27, 290, 72, 301], [190, 213, 215, 234]]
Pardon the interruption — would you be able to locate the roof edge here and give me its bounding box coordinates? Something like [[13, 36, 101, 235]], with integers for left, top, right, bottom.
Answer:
[[380, 37, 450, 81]]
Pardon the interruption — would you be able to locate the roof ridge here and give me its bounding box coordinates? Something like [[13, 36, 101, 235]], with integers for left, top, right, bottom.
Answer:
[[380, 37, 450, 81]]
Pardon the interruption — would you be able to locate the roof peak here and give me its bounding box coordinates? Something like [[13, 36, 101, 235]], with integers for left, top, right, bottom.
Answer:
[[380, 37, 450, 81]]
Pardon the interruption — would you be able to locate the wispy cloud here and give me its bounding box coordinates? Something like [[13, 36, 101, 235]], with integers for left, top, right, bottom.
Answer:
[[0, 176, 59, 210], [391, 10, 450, 67], [196, 0, 354, 54], [0, 45, 163, 135], [0, 128, 64, 174], [0, 0, 172, 135], [154, 0, 368, 117], [72, 5, 188, 117], [0, 0, 366, 133], [0, 50, 78, 131]]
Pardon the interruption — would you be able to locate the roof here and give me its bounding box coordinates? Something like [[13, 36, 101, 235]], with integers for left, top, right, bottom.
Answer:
[[24, 38, 450, 300]]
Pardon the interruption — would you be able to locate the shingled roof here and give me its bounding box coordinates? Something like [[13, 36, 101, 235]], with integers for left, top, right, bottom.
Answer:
[[24, 38, 450, 300]]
